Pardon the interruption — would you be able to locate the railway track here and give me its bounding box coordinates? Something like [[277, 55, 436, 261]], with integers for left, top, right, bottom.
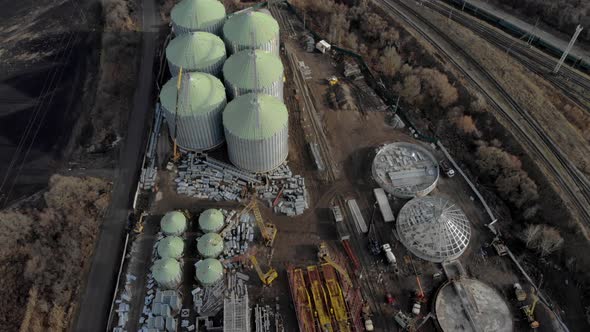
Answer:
[[375, 0, 590, 227], [423, 0, 590, 108]]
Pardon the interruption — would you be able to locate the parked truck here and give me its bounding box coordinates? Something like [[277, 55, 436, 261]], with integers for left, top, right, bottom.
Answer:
[[439, 160, 455, 177], [382, 244, 399, 273]]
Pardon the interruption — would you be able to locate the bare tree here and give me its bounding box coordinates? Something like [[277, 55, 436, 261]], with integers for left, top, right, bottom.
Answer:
[[522, 224, 564, 256], [522, 224, 542, 248], [376, 46, 402, 77]]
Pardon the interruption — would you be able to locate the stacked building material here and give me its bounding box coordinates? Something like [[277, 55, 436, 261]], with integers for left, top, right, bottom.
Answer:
[[260, 164, 309, 216], [192, 279, 225, 315], [219, 212, 255, 268], [113, 274, 137, 330]]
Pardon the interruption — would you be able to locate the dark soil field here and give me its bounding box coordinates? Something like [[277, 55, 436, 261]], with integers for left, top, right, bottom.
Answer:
[[0, 0, 102, 205]]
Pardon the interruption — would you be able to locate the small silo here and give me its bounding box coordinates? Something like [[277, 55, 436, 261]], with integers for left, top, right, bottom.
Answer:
[[223, 10, 280, 55], [152, 258, 182, 289], [160, 72, 227, 151], [197, 233, 224, 258], [195, 258, 224, 286], [157, 236, 185, 259], [166, 31, 227, 76], [397, 196, 471, 262], [223, 49, 284, 100], [171, 0, 226, 35], [161, 211, 187, 236], [223, 93, 288, 172], [198, 209, 224, 233]]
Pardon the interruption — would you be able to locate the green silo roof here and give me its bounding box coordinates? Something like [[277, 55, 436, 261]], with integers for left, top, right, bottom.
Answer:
[[223, 93, 288, 140], [157, 236, 185, 259], [160, 73, 226, 116], [195, 258, 224, 284], [152, 258, 181, 284], [166, 32, 226, 69], [171, 0, 226, 30], [223, 11, 279, 46], [161, 211, 187, 235], [198, 209, 224, 233], [197, 233, 224, 257], [223, 49, 283, 89]]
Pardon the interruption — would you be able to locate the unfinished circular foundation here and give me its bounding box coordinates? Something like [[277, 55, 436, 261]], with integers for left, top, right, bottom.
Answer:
[[372, 142, 439, 198], [435, 278, 512, 332]]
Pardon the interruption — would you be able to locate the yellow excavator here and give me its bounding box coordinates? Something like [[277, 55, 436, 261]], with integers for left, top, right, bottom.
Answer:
[[249, 255, 278, 286], [172, 67, 183, 163], [317, 242, 352, 288], [521, 292, 540, 329]]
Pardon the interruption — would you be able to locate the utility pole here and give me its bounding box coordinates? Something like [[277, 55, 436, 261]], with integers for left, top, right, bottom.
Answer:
[[553, 25, 583, 74], [526, 18, 539, 46]]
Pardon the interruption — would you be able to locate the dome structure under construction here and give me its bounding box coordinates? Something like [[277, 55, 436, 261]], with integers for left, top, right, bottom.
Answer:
[[161, 211, 187, 236], [152, 258, 182, 290], [198, 209, 224, 233], [166, 32, 227, 76], [197, 233, 224, 258], [157, 236, 185, 259], [222, 49, 284, 101], [223, 93, 288, 172], [223, 11, 280, 55], [397, 196, 470, 262], [171, 0, 226, 35], [160, 72, 227, 151], [195, 258, 224, 286]]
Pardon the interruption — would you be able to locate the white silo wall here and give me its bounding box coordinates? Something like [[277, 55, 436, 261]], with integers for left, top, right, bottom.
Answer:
[[167, 55, 226, 77], [173, 20, 224, 36], [224, 78, 283, 101], [162, 101, 226, 151], [225, 124, 289, 173], [227, 38, 279, 56]]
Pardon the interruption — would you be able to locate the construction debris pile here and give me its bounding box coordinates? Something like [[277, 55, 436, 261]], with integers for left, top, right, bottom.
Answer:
[[173, 154, 309, 216]]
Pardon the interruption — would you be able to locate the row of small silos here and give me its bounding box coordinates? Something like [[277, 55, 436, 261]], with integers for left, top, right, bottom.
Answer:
[[162, 0, 288, 173], [195, 209, 225, 286], [153, 211, 188, 289]]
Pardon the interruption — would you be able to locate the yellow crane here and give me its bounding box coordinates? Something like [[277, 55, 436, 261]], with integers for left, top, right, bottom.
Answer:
[[521, 293, 540, 329], [172, 67, 183, 163], [242, 198, 277, 247], [317, 242, 352, 288], [249, 255, 278, 286]]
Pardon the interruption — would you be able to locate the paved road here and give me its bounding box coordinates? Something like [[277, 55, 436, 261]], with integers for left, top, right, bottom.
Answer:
[[72, 0, 157, 330]]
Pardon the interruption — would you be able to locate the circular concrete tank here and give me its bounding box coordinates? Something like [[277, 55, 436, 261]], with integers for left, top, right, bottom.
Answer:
[[160, 211, 187, 236], [372, 142, 439, 198], [157, 236, 185, 259], [197, 233, 224, 258], [195, 258, 224, 286], [435, 278, 512, 332], [198, 209, 225, 233]]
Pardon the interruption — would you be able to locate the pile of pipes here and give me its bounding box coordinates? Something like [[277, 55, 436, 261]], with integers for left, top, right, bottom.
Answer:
[[226, 271, 250, 297], [219, 212, 255, 268], [192, 280, 225, 315], [173, 155, 309, 216], [254, 304, 275, 332], [113, 274, 137, 331], [258, 165, 309, 216]]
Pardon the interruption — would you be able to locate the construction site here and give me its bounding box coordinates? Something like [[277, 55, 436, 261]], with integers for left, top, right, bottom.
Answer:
[[106, 0, 575, 331]]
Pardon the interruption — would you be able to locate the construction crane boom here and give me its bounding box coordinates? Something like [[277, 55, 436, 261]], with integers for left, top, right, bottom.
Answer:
[[249, 255, 278, 286], [318, 242, 352, 288], [250, 199, 277, 247]]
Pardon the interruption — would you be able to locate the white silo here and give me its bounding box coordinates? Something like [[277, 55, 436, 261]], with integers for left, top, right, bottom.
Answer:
[[223, 93, 288, 172], [223, 10, 280, 55], [171, 0, 226, 35], [195, 258, 224, 286], [197, 233, 224, 258], [152, 258, 182, 290], [160, 72, 227, 151], [222, 49, 284, 101], [166, 31, 227, 76]]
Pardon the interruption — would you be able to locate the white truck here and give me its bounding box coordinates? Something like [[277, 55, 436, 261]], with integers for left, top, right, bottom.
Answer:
[[382, 244, 399, 273]]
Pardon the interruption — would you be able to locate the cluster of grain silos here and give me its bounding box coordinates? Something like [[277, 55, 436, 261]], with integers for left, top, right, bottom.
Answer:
[[160, 211, 188, 236], [194, 209, 225, 286], [163, 1, 289, 173], [152, 211, 189, 289], [198, 208, 225, 233]]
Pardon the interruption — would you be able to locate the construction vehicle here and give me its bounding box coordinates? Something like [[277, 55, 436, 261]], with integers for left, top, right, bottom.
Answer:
[[514, 283, 527, 302], [249, 255, 278, 286], [405, 255, 425, 301], [317, 242, 352, 288], [521, 292, 540, 329], [491, 237, 508, 256], [327, 76, 339, 86], [361, 302, 374, 332], [172, 67, 183, 163], [133, 212, 148, 234], [242, 198, 277, 247], [382, 244, 397, 268], [367, 203, 381, 256], [439, 160, 455, 177]]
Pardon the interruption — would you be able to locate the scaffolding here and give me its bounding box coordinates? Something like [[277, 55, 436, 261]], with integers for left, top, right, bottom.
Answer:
[[223, 289, 250, 332]]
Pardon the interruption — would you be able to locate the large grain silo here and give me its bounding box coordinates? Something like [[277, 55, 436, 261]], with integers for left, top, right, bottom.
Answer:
[[171, 0, 226, 35], [197, 233, 224, 258], [397, 196, 470, 262], [195, 258, 224, 286], [223, 10, 279, 55], [166, 31, 227, 76], [161, 211, 187, 236], [160, 72, 227, 151], [198, 209, 224, 233], [157, 236, 185, 259], [223, 93, 288, 172], [223, 49, 284, 101], [152, 258, 182, 289]]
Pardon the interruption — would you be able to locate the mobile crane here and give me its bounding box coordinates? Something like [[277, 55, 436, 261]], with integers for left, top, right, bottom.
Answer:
[[249, 255, 278, 286], [521, 292, 540, 329], [242, 198, 277, 247], [317, 242, 352, 288]]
